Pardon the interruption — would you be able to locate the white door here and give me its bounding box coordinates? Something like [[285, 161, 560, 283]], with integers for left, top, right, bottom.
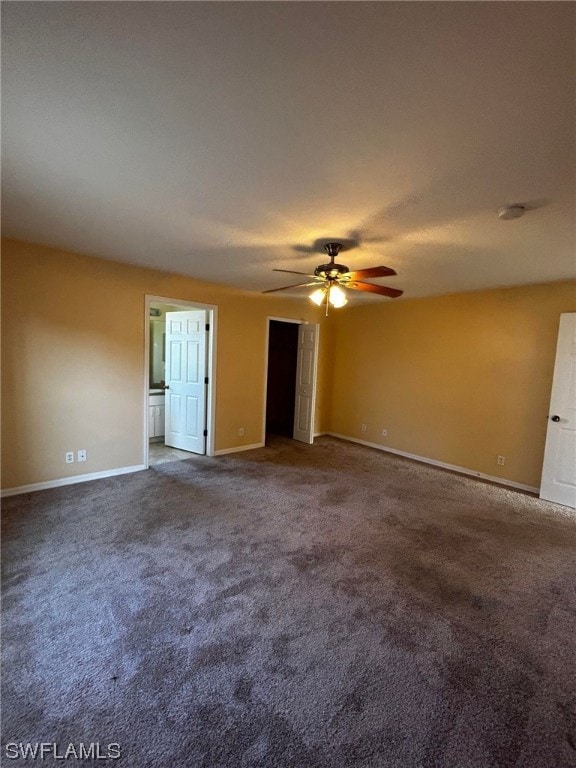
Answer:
[[293, 323, 319, 444], [540, 313, 576, 508], [165, 310, 207, 454]]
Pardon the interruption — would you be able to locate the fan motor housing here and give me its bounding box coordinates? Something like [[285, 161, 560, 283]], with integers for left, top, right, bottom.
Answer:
[[314, 262, 349, 278]]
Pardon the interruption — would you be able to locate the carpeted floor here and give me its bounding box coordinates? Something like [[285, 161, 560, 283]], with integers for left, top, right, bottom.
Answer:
[[2, 436, 576, 767]]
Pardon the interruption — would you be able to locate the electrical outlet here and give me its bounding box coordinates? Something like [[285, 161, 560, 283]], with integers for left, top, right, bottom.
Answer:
[[77, 449, 87, 462], [238, 427, 245, 437], [65, 452, 74, 464], [382, 429, 388, 437], [497, 455, 505, 466], [361, 424, 367, 433]]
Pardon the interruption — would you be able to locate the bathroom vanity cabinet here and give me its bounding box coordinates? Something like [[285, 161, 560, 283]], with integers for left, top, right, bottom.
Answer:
[[149, 394, 165, 439]]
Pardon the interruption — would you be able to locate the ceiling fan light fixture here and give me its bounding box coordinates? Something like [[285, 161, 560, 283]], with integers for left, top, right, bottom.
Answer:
[[266, 240, 403, 305], [309, 284, 348, 309]]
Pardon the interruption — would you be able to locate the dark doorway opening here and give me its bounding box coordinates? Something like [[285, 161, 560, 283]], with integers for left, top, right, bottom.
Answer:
[[266, 320, 299, 437]]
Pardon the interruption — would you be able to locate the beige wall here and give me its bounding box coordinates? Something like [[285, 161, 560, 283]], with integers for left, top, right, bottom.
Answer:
[[329, 281, 576, 488], [1, 239, 331, 489], [2, 238, 574, 492]]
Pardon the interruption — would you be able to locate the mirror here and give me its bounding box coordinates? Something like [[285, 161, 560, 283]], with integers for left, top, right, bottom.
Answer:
[[150, 319, 166, 388]]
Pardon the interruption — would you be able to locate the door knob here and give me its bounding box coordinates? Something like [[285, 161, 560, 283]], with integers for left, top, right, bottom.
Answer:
[[551, 415, 560, 422], [163, 385, 170, 390]]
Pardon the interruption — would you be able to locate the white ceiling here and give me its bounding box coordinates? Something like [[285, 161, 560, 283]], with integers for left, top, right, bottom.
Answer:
[[2, 2, 575, 302]]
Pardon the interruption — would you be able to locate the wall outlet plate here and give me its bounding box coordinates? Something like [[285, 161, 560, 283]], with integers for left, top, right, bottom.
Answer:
[[361, 424, 367, 432], [77, 449, 87, 462], [497, 455, 505, 466], [65, 452, 74, 464], [238, 427, 245, 437], [382, 429, 388, 437]]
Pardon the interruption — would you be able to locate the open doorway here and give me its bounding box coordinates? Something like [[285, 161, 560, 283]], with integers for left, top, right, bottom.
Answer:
[[266, 320, 300, 437], [264, 317, 319, 445], [144, 295, 217, 468]]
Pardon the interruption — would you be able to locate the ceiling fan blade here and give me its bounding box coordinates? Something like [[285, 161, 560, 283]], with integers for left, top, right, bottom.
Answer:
[[262, 282, 319, 294], [273, 269, 317, 277], [349, 281, 403, 298], [344, 265, 397, 280]]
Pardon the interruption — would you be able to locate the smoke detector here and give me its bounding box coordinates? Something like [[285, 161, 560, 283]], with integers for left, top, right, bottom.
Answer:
[[498, 204, 527, 221]]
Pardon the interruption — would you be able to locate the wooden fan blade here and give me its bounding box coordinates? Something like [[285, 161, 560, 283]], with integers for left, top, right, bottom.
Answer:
[[273, 269, 317, 278], [344, 265, 397, 280], [262, 282, 318, 294], [349, 281, 403, 298]]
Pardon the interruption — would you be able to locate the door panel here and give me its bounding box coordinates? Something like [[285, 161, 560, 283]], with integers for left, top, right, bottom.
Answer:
[[169, 394, 181, 433], [169, 341, 182, 381], [186, 396, 199, 434], [293, 323, 319, 444], [296, 394, 311, 434], [187, 340, 200, 382], [540, 313, 576, 507], [165, 310, 207, 454]]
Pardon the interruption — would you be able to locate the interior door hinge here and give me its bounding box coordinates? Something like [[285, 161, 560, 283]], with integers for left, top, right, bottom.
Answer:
[[205, 323, 210, 332], [203, 429, 208, 437], [204, 376, 209, 384]]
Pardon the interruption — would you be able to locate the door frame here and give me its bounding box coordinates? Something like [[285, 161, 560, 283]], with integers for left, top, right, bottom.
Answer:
[[144, 295, 218, 466], [262, 316, 307, 444]]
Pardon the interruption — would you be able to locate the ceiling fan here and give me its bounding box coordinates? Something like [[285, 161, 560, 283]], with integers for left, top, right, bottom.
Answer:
[[263, 242, 403, 313]]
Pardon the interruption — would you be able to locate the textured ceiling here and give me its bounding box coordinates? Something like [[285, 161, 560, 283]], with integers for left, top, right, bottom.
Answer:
[[2, 2, 575, 302]]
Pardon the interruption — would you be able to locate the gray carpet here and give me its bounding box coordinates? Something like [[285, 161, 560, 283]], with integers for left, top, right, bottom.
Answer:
[[2, 436, 576, 767]]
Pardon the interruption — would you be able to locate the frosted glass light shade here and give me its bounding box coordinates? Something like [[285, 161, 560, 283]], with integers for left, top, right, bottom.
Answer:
[[328, 285, 348, 308], [309, 288, 326, 306]]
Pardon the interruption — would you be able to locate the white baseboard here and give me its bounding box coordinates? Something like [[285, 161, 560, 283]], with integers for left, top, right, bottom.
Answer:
[[2, 437, 540, 497], [327, 433, 539, 494], [213, 442, 265, 456], [1, 464, 147, 498]]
